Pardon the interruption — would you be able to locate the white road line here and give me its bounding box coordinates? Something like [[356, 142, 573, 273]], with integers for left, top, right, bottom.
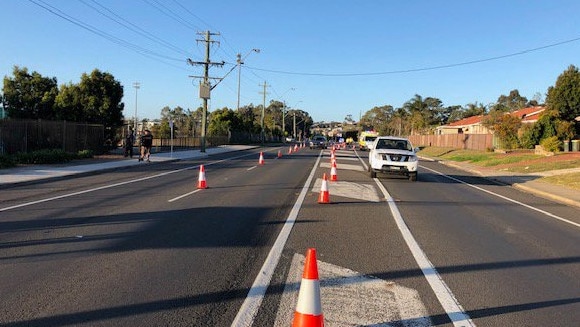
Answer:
[[375, 180, 476, 327], [231, 152, 323, 326], [0, 152, 256, 212], [168, 189, 201, 202], [421, 165, 580, 228], [247, 166, 257, 171]]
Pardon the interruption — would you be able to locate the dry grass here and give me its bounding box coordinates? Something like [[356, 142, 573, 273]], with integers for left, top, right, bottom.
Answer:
[[541, 173, 580, 190]]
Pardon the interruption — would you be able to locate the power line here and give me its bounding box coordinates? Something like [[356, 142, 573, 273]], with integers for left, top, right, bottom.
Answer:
[[28, 0, 193, 71], [244, 36, 580, 77], [29, 0, 187, 64], [141, 0, 202, 32], [80, 0, 193, 57]]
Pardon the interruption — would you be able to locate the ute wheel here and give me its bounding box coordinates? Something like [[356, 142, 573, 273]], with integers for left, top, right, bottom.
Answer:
[[409, 173, 417, 182], [370, 169, 377, 178]]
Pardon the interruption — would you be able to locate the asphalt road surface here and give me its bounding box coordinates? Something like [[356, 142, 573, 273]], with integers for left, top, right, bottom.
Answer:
[[0, 147, 578, 326]]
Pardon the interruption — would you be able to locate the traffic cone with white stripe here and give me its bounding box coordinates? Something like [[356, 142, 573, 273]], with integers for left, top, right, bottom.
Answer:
[[197, 165, 207, 189], [294, 144, 299, 152], [289, 146, 293, 155], [318, 173, 330, 204], [259, 152, 265, 165], [292, 248, 324, 327], [278, 150, 282, 158], [330, 160, 338, 182]]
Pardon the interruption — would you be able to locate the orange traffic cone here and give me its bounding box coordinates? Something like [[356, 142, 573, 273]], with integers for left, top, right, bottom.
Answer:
[[289, 146, 293, 155], [318, 173, 330, 204], [292, 248, 324, 327], [330, 161, 338, 182], [197, 165, 207, 189], [294, 144, 298, 152], [278, 150, 282, 158], [259, 152, 265, 165], [330, 151, 335, 161]]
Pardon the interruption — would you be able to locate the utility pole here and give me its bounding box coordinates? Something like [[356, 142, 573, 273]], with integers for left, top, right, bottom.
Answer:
[[259, 81, 269, 145], [133, 82, 140, 134], [187, 31, 224, 152], [282, 101, 286, 142]]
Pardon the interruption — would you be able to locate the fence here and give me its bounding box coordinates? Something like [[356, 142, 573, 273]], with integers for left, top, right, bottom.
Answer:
[[408, 134, 493, 151], [0, 119, 104, 155]]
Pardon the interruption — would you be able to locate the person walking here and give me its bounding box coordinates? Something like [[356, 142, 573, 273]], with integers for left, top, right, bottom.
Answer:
[[139, 129, 153, 162], [124, 129, 135, 158]]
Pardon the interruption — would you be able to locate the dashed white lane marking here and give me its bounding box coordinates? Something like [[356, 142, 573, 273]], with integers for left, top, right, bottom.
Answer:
[[231, 152, 323, 326], [375, 180, 476, 327], [168, 189, 201, 202], [247, 165, 258, 171], [421, 165, 580, 228], [311, 178, 380, 202], [274, 253, 431, 326]]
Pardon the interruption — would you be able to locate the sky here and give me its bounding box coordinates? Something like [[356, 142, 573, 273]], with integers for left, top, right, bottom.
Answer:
[[1, 0, 580, 123]]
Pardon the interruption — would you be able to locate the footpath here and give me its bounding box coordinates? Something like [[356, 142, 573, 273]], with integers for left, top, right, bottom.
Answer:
[[0, 145, 256, 187], [1, 146, 579, 209]]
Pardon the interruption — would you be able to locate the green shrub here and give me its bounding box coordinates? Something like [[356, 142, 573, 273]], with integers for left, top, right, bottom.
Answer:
[[0, 155, 17, 169], [15, 149, 76, 164], [540, 136, 561, 153], [76, 149, 94, 159]]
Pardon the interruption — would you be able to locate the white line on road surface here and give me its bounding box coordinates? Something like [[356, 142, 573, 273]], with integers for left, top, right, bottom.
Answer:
[[231, 152, 323, 326], [168, 189, 201, 202], [375, 180, 476, 327], [247, 166, 257, 171], [0, 152, 257, 212], [421, 165, 580, 228]]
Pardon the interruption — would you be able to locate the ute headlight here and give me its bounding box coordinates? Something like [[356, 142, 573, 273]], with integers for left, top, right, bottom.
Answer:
[[374, 153, 383, 160], [408, 155, 418, 162]]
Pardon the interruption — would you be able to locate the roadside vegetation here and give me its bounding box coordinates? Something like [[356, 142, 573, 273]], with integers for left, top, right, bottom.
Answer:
[[0, 149, 93, 169]]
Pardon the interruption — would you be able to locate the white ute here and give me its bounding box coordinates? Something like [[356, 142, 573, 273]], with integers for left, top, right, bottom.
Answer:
[[368, 136, 419, 181]]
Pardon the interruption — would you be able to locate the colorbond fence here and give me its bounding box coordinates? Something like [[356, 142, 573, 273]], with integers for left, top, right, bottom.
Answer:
[[408, 134, 493, 151], [0, 119, 104, 155]]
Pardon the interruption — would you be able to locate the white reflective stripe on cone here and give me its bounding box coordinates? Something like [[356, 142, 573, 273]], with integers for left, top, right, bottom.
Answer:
[[295, 279, 322, 315]]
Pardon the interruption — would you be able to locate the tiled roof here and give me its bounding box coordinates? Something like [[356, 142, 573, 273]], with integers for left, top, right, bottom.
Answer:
[[447, 115, 484, 127]]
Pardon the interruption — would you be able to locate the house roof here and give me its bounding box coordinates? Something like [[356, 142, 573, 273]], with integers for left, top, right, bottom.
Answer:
[[511, 106, 545, 122], [446, 115, 484, 127], [440, 106, 546, 129]]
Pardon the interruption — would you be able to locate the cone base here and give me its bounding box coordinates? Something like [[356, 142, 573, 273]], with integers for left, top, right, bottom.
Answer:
[[318, 192, 330, 204], [292, 312, 324, 327]]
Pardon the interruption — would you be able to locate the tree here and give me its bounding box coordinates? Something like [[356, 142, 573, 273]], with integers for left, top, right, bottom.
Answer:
[[360, 105, 393, 134], [545, 64, 580, 134], [494, 89, 528, 112], [2, 66, 58, 119], [482, 111, 522, 149], [54, 83, 83, 121], [78, 69, 124, 130]]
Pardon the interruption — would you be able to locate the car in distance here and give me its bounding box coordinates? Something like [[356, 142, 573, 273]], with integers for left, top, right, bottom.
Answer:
[[368, 136, 419, 181], [309, 135, 328, 149]]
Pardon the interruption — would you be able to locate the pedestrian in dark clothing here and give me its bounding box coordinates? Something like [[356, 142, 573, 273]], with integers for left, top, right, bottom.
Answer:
[[139, 129, 153, 162], [124, 130, 135, 158]]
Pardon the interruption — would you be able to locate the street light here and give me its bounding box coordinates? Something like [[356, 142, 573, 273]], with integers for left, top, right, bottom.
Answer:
[[133, 82, 140, 133], [237, 48, 260, 111], [280, 88, 296, 142]]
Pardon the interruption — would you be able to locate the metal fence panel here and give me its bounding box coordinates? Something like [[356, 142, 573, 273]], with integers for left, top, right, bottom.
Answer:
[[0, 119, 104, 155]]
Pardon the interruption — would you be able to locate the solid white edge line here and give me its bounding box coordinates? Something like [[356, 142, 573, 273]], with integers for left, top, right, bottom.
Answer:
[[375, 180, 476, 327], [231, 152, 323, 327], [247, 166, 257, 171], [420, 165, 580, 229]]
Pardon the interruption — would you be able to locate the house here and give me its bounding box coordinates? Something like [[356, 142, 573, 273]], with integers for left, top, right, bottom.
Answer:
[[436, 106, 546, 135]]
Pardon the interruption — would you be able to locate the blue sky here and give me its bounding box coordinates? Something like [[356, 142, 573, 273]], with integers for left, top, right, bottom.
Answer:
[[1, 1, 579, 123]]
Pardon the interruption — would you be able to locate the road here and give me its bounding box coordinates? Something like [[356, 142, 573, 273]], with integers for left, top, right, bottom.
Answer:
[[0, 147, 578, 326]]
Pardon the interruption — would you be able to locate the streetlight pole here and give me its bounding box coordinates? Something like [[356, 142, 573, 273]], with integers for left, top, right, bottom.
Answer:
[[237, 49, 260, 111], [133, 82, 140, 133]]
